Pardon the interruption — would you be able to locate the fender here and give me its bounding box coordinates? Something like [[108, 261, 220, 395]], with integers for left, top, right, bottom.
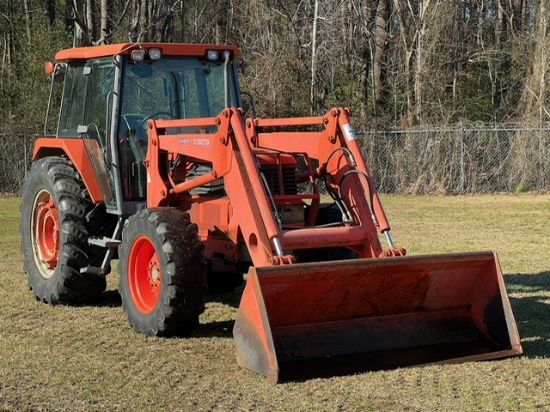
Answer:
[[32, 137, 104, 203]]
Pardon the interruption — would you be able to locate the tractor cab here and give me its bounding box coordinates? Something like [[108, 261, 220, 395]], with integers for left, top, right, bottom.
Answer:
[[46, 43, 242, 215]]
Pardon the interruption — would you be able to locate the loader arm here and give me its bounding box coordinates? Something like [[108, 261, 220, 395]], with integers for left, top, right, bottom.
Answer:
[[247, 107, 399, 256], [145, 108, 277, 266], [144, 107, 396, 266]]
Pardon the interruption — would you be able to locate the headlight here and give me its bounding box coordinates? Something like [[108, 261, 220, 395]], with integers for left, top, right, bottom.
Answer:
[[131, 49, 145, 62], [149, 48, 162, 60], [206, 49, 219, 61]]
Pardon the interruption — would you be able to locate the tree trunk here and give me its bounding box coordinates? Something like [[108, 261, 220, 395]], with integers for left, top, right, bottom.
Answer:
[[139, 0, 147, 41], [44, 0, 56, 27], [360, 44, 371, 119], [536, 0, 548, 123], [4, 0, 14, 120], [491, 0, 509, 117], [310, 0, 319, 115], [180, 0, 185, 41], [99, 0, 109, 44], [23, 0, 32, 44], [414, 0, 426, 124], [520, 0, 550, 124], [511, 0, 524, 33], [372, 0, 389, 109], [392, 0, 413, 123], [87, 0, 95, 43], [71, 0, 86, 46]]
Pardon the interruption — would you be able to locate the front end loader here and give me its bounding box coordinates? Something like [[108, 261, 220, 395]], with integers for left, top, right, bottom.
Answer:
[[20, 42, 522, 382]]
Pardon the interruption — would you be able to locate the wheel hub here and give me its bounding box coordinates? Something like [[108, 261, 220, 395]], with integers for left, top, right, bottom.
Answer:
[[148, 261, 161, 288]]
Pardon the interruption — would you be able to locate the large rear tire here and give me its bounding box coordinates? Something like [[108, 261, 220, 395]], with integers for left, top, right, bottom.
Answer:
[[118, 208, 207, 337], [20, 157, 110, 304]]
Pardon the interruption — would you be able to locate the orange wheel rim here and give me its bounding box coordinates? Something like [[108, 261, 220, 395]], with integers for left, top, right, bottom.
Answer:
[[128, 235, 161, 313], [33, 190, 59, 275]]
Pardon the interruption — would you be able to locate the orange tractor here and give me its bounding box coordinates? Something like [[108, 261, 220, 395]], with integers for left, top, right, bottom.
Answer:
[[20, 43, 522, 382]]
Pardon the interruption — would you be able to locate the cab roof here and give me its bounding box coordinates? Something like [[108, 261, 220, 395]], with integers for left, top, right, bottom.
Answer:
[[55, 42, 241, 61]]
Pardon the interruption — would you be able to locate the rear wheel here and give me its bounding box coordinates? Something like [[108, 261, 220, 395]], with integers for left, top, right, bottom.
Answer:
[[20, 157, 110, 304], [118, 208, 206, 336]]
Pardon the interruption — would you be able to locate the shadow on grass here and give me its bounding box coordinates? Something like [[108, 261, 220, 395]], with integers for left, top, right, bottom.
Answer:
[[83, 287, 242, 338], [205, 287, 244, 308], [193, 320, 235, 338], [84, 281, 244, 310], [86, 290, 122, 308], [190, 289, 243, 338], [505, 271, 550, 358]]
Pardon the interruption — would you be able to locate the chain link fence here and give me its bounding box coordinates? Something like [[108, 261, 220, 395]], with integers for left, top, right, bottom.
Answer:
[[0, 134, 35, 195], [2, 127, 550, 195], [360, 127, 550, 194]]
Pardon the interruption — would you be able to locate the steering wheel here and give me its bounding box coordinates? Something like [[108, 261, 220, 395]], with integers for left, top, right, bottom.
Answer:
[[137, 112, 175, 133]]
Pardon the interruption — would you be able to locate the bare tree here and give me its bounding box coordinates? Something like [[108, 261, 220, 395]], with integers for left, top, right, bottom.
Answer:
[[44, 0, 56, 27], [23, 0, 32, 44], [520, 0, 550, 124], [371, 0, 390, 114], [100, 0, 109, 44], [310, 0, 320, 115]]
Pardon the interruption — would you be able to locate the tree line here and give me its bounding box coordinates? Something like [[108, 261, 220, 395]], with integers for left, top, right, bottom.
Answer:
[[1, 0, 550, 134]]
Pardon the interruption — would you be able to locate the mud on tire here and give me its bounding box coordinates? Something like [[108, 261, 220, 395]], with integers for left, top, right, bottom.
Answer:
[[20, 157, 112, 304], [118, 208, 207, 337]]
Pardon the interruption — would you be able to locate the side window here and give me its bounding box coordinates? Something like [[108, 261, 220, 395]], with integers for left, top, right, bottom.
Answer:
[[85, 59, 115, 148], [57, 63, 86, 137], [57, 59, 114, 140]]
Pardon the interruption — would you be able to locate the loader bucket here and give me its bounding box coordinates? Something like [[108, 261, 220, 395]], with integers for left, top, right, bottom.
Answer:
[[233, 251, 522, 382]]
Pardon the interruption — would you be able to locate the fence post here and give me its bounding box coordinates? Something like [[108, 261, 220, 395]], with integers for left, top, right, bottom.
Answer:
[[460, 127, 465, 194], [24, 134, 28, 173]]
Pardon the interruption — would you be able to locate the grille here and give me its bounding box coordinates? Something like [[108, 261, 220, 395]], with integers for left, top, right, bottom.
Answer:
[[260, 164, 298, 195]]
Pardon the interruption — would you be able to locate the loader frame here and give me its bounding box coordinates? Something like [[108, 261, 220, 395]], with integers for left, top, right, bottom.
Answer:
[[144, 106, 402, 267]]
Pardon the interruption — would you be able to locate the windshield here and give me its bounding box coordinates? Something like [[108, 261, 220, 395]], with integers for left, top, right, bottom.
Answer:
[[117, 55, 240, 201], [120, 56, 239, 127]]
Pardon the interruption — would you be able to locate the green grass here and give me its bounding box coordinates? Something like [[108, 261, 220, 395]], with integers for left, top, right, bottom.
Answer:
[[1, 195, 549, 411]]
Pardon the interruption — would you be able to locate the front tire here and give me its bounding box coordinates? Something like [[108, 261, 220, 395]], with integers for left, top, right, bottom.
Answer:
[[118, 208, 206, 337], [20, 157, 110, 304]]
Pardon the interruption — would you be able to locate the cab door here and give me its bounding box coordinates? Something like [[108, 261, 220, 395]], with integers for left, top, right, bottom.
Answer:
[[57, 58, 121, 212]]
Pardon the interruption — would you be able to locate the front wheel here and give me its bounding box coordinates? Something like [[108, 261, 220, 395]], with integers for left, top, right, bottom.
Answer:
[[118, 208, 207, 336]]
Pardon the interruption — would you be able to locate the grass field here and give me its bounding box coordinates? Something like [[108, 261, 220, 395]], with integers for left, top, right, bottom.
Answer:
[[1, 195, 549, 411]]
